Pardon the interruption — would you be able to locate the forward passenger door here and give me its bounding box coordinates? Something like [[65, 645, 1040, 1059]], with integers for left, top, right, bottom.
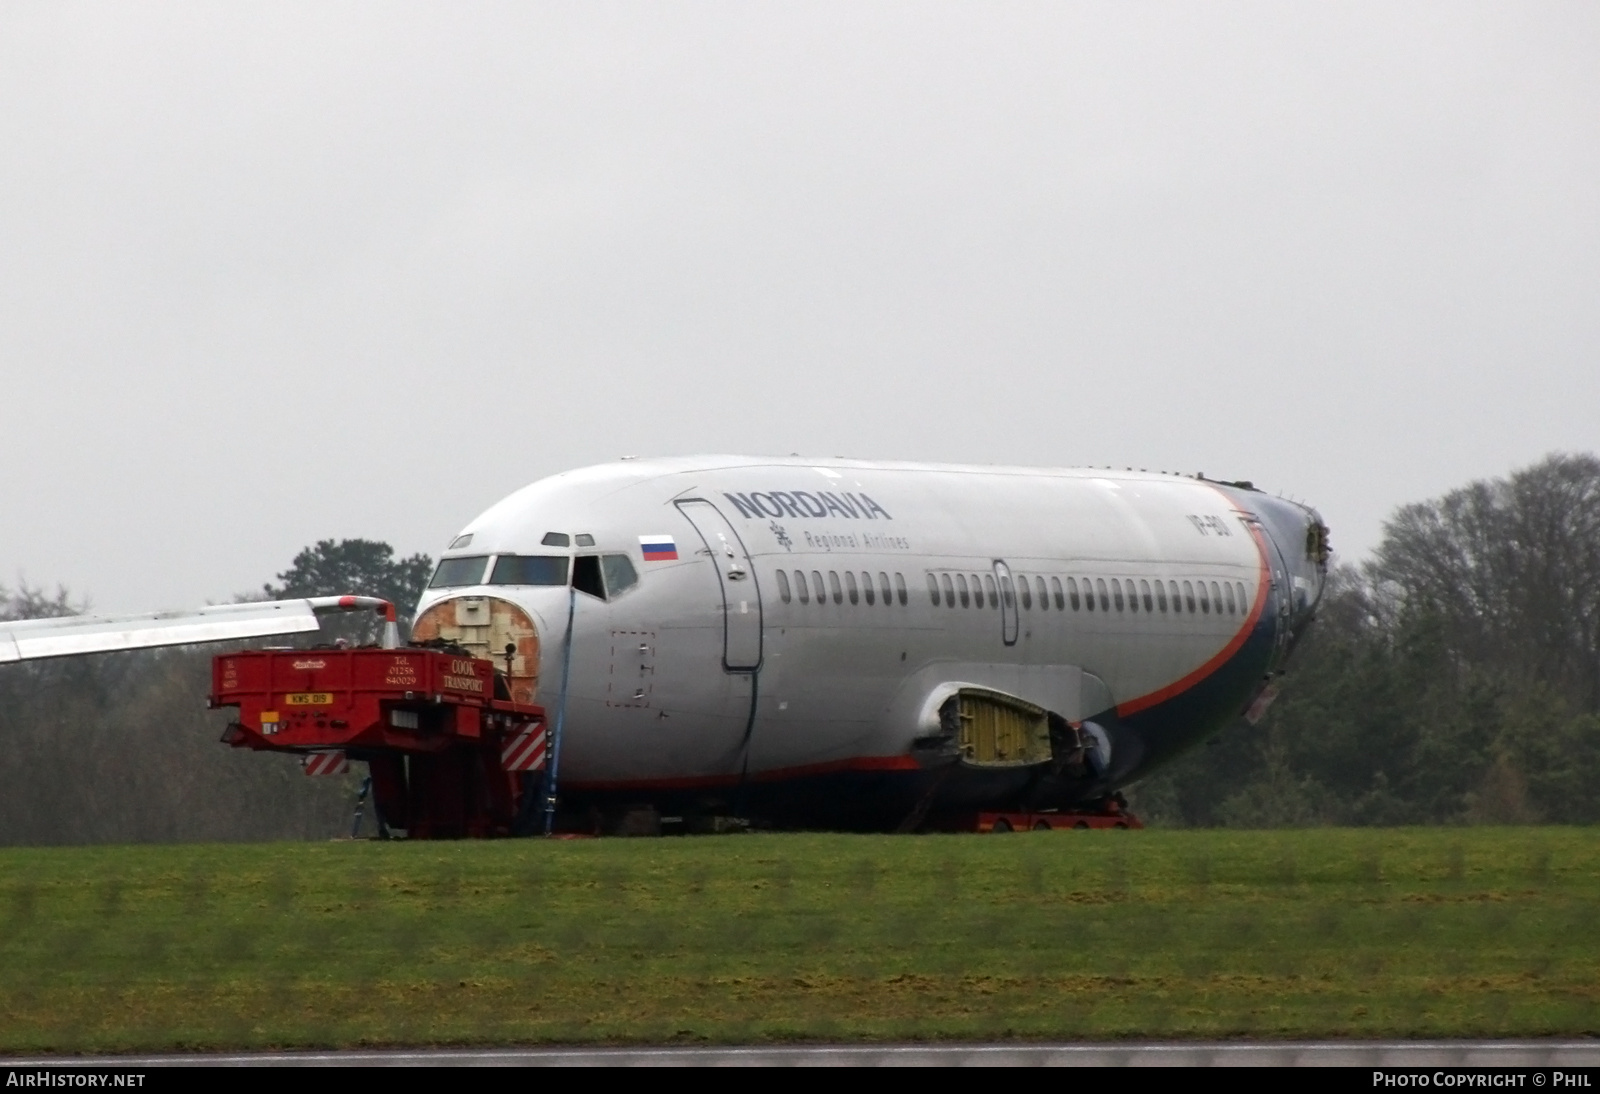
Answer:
[[675, 500, 763, 671]]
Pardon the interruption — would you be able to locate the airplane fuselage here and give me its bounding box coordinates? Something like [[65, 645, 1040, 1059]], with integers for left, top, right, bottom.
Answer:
[[410, 456, 1327, 829]]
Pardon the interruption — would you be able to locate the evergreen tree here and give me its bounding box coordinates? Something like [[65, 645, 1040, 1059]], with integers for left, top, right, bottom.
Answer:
[[263, 539, 433, 630]]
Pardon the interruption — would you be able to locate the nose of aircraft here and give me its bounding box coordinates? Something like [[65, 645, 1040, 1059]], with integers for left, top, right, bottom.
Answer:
[[411, 595, 543, 704]]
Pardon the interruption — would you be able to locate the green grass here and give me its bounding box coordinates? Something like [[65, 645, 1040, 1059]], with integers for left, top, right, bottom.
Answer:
[[1, 828, 1597, 1053]]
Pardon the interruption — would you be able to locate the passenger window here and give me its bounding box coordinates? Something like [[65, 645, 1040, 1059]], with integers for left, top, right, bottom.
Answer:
[[829, 571, 844, 604], [541, 532, 570, 547], [488, 555, 568, 587], [1112, 579, 1124, 612], [1097, 578, 1110, 611], [1081, 578, 1093, 611], [861, 572, 875, 605], [956, 573, 970, 608], [1183, 581, 1196, 613], [1237, 582, 1248, 613], [1127, 579, 1139, 613], [776, 569, 792, 604], [1067, 576, 1080, 610], [983, 574, 997, 607], [1155, 580, 1168, 612], [600, 554, 639, 597], [1035, 576, 1048, 610], [1000, 575, 1015, 609], [812, 571, 827, 603], [1211, 581, 1223, 615], [573, 555, 605, 599], [928, 573, 941, 606], [1018, 575, 1032, 610], [896, 572, 908, 605], [1140, 579, 1153, 612], [1225, 582, 1236, 614], [1051, 576, 1064, 610], [1169, 581, 1182, 612], [794, 569, 809, 604], [430, 555, 490, 588], [844, 571, 858, 604], [878, 572, 891, 605], [1198, 582, 1210, 614], [941, 573, 956, 607]]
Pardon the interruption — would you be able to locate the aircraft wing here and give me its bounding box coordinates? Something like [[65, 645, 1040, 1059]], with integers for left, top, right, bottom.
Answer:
[[0, 596, 396, 664]]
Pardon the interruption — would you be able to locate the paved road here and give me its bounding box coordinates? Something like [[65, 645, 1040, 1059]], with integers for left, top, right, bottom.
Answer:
[[6, 1042, 1599, 1066]]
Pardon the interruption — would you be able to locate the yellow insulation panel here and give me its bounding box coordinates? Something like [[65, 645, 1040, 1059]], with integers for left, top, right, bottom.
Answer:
[[957, 689, 1051, 767]]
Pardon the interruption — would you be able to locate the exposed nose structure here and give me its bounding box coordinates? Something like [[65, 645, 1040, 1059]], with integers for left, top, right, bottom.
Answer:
[[411, 595, 542, 705]]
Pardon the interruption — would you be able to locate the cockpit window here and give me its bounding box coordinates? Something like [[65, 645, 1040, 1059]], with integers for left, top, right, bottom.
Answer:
[[490, 555, 570, 586], [429, 555, 489, 588], [573, 555, 604, 599], [540, 532, 570, 547], [571, 554, 641, 600], [448, 533, 473, 549], [600, 554, 638, 597]]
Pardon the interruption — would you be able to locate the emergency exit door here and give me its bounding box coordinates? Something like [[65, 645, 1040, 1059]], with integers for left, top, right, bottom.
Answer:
[[676, 500, 763, 671]]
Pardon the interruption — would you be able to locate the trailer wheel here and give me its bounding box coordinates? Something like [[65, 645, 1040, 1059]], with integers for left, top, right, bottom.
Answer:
[[1033, 819, 1053, 831], [991, 818, 1013, 833]]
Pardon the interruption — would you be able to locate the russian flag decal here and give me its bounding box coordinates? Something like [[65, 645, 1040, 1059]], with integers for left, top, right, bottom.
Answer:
[[639, 535, 678, 562]]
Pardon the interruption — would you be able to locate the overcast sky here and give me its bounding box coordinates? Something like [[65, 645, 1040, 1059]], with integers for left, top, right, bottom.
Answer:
[[2, 2, 1596, 612]]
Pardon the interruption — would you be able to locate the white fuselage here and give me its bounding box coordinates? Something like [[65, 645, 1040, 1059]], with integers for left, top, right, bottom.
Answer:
[[410, 456, 1324, 823]]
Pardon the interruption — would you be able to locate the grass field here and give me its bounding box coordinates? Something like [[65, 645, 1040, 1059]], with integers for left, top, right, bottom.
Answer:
[[1, 828, 1596, 1053]]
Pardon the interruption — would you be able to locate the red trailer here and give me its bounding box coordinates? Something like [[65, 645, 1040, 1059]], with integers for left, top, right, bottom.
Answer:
[[974, 796, 1143, 833], [211, 646, 545, 838]]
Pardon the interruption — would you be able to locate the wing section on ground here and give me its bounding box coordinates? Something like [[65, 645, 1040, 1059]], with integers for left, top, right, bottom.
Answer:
[[0, 601, 323, 663]]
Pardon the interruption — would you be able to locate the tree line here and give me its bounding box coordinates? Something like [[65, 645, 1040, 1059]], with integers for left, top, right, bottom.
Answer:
[[4, 457, 1598, 844]]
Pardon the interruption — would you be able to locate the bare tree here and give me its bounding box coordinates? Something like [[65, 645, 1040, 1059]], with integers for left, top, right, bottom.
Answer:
[[1372, 452, 1600, 710], [0, 580, 84, 621]]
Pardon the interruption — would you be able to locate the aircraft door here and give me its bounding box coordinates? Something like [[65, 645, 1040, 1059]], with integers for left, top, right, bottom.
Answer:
[[676, 500, 763, 671], [993, 560, 1020, 646]]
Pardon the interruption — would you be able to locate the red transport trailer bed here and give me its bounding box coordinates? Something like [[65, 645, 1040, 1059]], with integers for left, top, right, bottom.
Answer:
[[211, 647, 546, 838]]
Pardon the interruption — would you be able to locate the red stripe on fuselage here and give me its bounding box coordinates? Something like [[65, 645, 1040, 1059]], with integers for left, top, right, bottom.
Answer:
[[565, 753, 921, 792], [1114, 494, 1273, 718]]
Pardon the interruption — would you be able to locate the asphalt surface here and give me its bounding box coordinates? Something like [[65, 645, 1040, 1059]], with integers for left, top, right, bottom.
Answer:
[[5, 1042, 1599, 1066]]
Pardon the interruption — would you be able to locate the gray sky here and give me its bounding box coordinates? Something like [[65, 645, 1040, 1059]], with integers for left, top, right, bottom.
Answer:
[[3, 2, 1596, 612]]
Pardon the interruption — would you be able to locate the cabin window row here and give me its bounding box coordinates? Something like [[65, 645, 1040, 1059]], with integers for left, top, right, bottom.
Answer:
[[775, 569, 909, 606], [926, 572, 1251, 618]]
